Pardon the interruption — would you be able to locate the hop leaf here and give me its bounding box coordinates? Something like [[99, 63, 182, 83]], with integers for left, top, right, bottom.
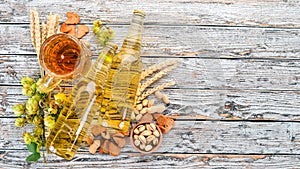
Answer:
[[12, 103, 25, 116]]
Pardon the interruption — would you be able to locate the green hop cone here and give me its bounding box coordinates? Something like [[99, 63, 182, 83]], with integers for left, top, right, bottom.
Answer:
[[26, 95, 40, 115], [33, 127, 43, 136], [93, 20, 102, 34], [23, 132, 33, 145], [26, 115, 34, 124], [33, 115, 43, 126], [15, 117, 26, 127], [44, 116, 56, 129], [21, 77, 34, 86], [12, 103, 25, 116]]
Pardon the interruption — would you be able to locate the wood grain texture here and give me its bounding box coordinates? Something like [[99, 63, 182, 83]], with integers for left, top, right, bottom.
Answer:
[[1, 152, 300, 169], [1, 0, 300, 28], [0, 0, 299, 167], [1, 53, 300, 91], [2, 86, 300, 121], [2, 118, 300, 154], [1, 25, 299, 59]]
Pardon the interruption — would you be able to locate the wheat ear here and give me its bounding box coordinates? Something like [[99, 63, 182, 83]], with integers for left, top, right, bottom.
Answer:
[[136, 81, 176, 104], [137, 63, 177, 96], [141, 59, 178, 80]]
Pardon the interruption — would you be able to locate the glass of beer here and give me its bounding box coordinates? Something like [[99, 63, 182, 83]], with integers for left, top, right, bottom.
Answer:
[[38, 33, 92, 93]]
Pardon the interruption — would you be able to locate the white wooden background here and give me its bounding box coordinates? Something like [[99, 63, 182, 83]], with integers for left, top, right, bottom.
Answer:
[[0, 0, 300, 168]]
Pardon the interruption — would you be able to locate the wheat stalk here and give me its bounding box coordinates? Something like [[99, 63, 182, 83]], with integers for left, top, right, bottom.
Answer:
[[137, 63, 177, 96], [136, 81, 176, 104], [140, 59, 178, 80]]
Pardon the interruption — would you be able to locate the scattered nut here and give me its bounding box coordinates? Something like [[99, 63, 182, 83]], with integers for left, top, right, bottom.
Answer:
[[89, 140, 101, 154], [91, 125, 106, 136], [136, 114, 143, 121], [149, 104, 166, 113], [112, 133, 126, 148], [142, 99, 149, 107], [147, 100, 155, 107], [108, 142, 121, 156], [136, 104, 143, 111], [101, 130, 111, 140], [85, 134, 94, 145]]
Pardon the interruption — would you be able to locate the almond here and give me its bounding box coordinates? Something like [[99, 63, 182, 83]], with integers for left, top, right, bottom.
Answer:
[[85, 134, 94, 145], [109, 142, 120, 156], [91, 125, 106, 137], [113, 134, 126, 148]]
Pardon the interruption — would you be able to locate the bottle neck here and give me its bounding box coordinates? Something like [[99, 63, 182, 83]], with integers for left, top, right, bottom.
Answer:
[[122, 10, 145, 51]]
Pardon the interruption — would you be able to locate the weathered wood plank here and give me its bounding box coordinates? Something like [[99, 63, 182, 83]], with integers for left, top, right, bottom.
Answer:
[[1, 0, 300, 27], [1, 25, 299, 59], [2, 86, 300, 120], [1, 118, 300, 154], [1, 55, 300, 90], [1, 151, 300, 169]]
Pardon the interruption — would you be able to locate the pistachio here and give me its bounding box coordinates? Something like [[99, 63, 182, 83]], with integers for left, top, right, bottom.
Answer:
[[153, 138, 159, 145], [134, 139, 140, 146], [153, 130, 160, 137], [141, 130, 152, 136], [146, 135, 155, 144], [138, 135, 146, 144], [131, 112, 136, 120], [136, 104, 143, 111], [142, 99, 149, 107], [145, 145, 153, 152], [134, 134, 139, 140], [138, 125, 145, 132], [149, 123, 156, 131], [146, 124, 151, 131], [140, 143, 146, 150], [134, 128, 140, 135]]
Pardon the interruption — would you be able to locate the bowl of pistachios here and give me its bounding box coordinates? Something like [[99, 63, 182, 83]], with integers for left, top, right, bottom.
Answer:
[[130, 122, 162, 154]]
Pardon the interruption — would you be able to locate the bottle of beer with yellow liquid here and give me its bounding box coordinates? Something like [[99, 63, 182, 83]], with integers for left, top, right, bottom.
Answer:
[[46, 43, 118, 160], [99, 10, 146, 133]]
